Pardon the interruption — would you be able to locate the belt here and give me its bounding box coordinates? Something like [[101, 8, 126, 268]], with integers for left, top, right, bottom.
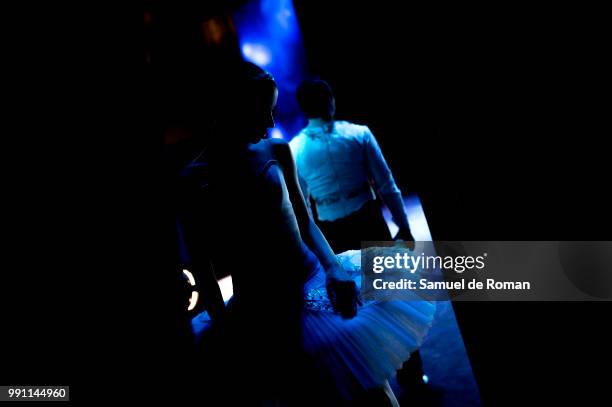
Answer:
[[314, 184, 372, 206]]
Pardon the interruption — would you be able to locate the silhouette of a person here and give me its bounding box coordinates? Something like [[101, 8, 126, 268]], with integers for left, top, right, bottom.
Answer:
[[178, 62, 433, 405]]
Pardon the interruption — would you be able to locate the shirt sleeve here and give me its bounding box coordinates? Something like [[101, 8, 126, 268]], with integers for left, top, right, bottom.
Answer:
[[363, 127, 411, 232]]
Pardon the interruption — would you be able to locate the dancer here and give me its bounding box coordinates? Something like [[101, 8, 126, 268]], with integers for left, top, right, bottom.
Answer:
[[179, 62, 434, 405], [291, 79, 429, 391], [290, 79, 414, 254]]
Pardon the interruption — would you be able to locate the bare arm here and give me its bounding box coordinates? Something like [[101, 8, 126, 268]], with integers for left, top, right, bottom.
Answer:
[[271, 140, 360, 317], [296, 171, 314, 218], [272, 140, 342, 274]]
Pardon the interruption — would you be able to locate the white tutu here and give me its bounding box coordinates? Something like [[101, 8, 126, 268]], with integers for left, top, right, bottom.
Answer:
[[192, 249, 435, 400], [301, 250, 435, 399]]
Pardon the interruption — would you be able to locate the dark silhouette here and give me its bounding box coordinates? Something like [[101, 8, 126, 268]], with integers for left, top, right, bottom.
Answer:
[[176, 62, 433, 405]]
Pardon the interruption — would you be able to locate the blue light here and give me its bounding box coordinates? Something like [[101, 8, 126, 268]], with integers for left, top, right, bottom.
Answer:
[[381, 194, 433, 241], [233, 0, 310, 139], [270, 128, 284, 139], [241, 43, 272, 67]]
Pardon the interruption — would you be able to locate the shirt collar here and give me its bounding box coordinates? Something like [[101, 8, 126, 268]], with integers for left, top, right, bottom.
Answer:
[[305, 119, 334, 137]]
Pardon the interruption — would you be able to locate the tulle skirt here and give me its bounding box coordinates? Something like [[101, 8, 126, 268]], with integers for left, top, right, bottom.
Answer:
[[301, 250, 435, 399], [192, 249, 435, 400]]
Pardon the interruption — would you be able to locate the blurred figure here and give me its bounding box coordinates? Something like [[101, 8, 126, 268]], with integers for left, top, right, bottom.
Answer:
[[290, 80, 414, 254]]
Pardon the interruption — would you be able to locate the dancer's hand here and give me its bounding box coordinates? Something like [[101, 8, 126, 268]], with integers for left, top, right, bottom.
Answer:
[[326, 268, 362, 319]]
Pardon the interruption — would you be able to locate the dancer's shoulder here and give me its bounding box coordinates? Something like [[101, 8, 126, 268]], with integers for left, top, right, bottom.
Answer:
[[335, 121, 370, 139], [267, 137, 294, 166]]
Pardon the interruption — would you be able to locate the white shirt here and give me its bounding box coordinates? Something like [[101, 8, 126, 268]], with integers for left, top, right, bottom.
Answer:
[[289, 119, 410, 230]]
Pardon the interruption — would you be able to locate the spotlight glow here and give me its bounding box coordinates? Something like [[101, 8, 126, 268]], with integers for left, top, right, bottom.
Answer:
[[233, 0, 309, 138], [270, 128, 284, 139], [241, 43, 271, 66], [382, 194, 433, 241], [218, 275, 234, 302]]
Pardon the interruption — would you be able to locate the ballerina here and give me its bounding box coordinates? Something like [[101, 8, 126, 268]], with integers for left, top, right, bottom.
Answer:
[[179, 61, 435, 405]]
